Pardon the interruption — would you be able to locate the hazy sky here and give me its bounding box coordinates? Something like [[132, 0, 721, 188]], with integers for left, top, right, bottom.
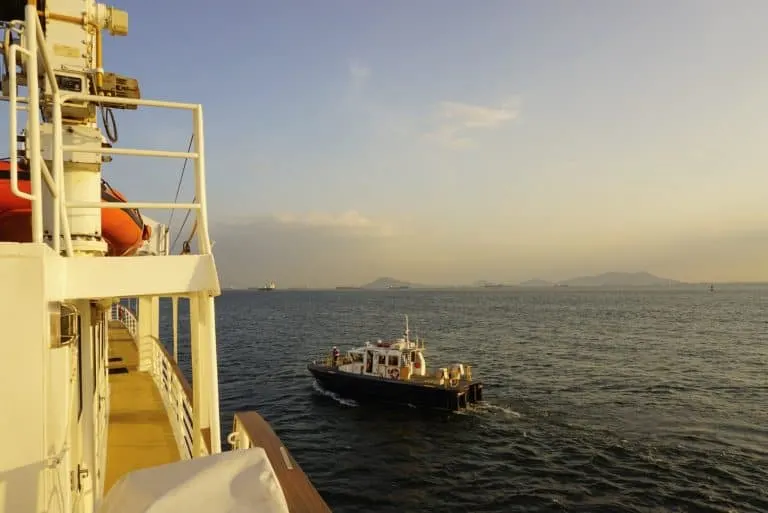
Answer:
[[4, 0, 768, 287]]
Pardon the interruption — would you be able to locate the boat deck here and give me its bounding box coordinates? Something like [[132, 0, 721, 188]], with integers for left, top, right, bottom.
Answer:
[[319, 360, 480, 389], [104, 321, 179, 493]]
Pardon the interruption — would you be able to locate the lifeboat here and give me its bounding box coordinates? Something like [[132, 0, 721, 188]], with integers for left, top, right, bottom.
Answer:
[[0, 159, 151, 256]]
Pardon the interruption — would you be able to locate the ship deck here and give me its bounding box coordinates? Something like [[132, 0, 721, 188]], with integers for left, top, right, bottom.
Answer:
[[104, 321, 180, 493]]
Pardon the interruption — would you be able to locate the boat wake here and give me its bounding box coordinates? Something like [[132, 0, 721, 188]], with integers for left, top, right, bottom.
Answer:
[[462, 401, 522, 417], [311, 381, 358, 407]]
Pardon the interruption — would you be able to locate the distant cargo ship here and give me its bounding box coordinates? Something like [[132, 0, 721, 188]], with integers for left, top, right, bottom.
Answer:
[[387, 285, 410, 290], [257, 281, 276, 291]]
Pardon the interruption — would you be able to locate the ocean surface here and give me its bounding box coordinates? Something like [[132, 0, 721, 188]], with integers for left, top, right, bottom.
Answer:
[[160, 287, 767, 513]]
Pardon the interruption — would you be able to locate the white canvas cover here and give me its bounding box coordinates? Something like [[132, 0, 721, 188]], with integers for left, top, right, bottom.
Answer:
[[98, 448, 290, 513]]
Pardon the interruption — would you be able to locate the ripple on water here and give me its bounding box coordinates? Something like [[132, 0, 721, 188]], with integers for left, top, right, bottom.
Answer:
[[160, 289, 768, 513]]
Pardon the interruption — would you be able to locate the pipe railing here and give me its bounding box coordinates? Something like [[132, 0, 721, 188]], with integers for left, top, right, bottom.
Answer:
[[108, 302, 206, 459], [108, 303, 137, 339], [150, 336, 200, 459], [3, 6, 213, 257]]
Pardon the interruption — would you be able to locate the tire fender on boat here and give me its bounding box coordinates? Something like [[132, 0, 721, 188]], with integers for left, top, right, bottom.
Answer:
[[388, 368, 400, 379]]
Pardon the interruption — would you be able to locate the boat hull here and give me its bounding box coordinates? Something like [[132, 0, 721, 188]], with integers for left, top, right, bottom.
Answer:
[[308, 363, 483, 411]]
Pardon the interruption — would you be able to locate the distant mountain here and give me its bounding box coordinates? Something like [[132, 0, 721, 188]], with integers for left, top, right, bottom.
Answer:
[[519, 278, 554, 287], [361, 277, 422, 289], [558, 271, 678, 287]]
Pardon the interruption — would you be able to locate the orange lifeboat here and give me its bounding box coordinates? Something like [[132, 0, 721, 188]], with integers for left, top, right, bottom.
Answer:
[[0, 159, 151, 256]]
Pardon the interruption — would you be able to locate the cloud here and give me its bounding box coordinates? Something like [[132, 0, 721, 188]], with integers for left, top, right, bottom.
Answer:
[[272, 210, 394, 237], [348, 60, 371, 91], [207, 208, 768, 289], [439, 101, 519, 128], [424, 124, 474, 149], [210, 211, 397, 288], [425, 99, 520, 149], [342, 60, 428, 143]]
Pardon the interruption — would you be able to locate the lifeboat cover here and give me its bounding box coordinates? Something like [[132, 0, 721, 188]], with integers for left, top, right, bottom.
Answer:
[[98, 448, 289, 513]]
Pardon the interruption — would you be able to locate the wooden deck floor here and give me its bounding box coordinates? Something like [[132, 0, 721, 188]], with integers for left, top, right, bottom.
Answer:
[[104, 321, 180, 494]]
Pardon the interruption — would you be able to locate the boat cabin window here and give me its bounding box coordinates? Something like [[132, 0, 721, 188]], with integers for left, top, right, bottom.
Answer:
[[378, 355, 386, 365], [388, 355, 399, 366], [351, 353, 363, 362]]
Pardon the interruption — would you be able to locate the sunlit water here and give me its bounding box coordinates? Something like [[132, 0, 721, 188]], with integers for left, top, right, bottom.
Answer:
[[160, 288, 767, 513]]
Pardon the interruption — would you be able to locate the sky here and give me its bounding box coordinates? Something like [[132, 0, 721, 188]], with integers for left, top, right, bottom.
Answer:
[[5, 0, 768, 287]]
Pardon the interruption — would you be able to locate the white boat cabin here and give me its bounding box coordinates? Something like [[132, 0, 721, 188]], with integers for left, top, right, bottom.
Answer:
[[337, 337, 427, 380], [324, 316, 473, 385]]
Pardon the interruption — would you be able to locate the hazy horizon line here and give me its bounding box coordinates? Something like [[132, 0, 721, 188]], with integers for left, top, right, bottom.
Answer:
[[223, 270, 742, 290], [223, 280, 768, 290]]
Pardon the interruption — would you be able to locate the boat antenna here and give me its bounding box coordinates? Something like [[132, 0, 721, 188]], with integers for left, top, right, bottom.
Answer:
[[404, 314, 410, 343]]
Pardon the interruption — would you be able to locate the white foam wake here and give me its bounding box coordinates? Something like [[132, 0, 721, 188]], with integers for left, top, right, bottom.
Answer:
[[469, 401, 522, 417], [312, 381, 358, 407]]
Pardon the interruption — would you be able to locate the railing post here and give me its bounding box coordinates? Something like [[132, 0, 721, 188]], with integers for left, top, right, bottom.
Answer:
[[192, 106, 212, 255], [203, 295, 221, 453], [172, 296, 179, 362], [137, 297, 158, 372], [189, 294, 206, 456], [174, 375, 182, 455], [25, 4, 42, 243], [52, 92, 64, 254], [8, 46, 35, 204]]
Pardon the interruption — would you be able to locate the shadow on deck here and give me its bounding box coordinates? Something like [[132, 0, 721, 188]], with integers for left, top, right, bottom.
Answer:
[[104, 321, 179, 493]]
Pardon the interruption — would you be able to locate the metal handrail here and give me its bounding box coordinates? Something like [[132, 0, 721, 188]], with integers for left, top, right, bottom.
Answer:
[[108, 303, 138, 339], [314, 354, 355, 367], [150, 338, 199, 459], [107, 301, 201, 458], [3, 7, 213, 257]]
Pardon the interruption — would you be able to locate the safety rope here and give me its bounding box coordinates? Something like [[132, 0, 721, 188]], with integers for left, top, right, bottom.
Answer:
[[170, 194, 196, 254], [167, 134, 197, 254]]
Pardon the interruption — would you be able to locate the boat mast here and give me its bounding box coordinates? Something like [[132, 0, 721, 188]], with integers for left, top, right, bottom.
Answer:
[[404, 314, 410, 343]]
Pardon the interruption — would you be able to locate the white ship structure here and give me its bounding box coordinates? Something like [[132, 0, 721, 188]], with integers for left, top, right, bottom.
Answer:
[[0, 1, 329, 512]]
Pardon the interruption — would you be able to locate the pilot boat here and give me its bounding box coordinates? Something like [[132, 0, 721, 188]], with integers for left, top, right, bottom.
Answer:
[[308, 316, 483, 411], [0, 2, 329, 512]]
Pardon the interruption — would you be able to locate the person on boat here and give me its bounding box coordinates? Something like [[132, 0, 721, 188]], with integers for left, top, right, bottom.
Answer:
[[332, 346, 340, 366]]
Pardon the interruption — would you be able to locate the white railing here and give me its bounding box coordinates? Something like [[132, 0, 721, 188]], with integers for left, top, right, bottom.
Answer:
[[6, 16, 56, 247], [108, 303, 137, 338], [228, 412, 274, 453], [149, 338, 201, 459], [136, 219, 170, 256], [5, 5, 213, 257], [108, 302, 205, 459]]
